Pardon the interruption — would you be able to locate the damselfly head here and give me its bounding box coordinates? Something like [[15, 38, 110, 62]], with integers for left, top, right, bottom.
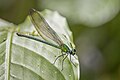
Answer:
[[69, 43, 76, 55], [70, 49, 76, 55], [73, 49, 76, 55]]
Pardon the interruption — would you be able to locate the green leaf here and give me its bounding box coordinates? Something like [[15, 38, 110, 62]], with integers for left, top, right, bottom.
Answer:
[[0, 9, 80, 80]]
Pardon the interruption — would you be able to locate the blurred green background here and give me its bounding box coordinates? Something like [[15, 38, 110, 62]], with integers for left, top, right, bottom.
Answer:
[[0, 0, 120, 80]]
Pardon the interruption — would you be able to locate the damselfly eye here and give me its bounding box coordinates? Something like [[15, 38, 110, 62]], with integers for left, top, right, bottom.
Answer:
[[73, 49, 76, 52]]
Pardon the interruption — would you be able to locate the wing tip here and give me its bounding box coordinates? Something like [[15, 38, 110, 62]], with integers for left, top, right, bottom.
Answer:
[[29, 8, 36, 15]]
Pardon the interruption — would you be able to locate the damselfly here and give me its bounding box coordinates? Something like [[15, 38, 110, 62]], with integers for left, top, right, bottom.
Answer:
[[17, 9, 76, 70]]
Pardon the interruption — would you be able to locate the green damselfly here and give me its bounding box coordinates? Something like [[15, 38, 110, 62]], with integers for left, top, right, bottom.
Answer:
[[17, 9, 76, 70]]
